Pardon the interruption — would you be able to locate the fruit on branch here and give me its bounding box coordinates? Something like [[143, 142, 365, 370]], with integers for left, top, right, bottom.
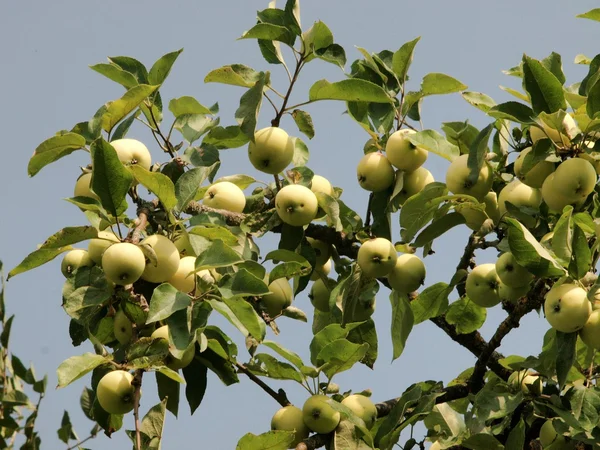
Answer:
[[530, 114, 579, 146], [429, 442, 442, 450], [102, 243, 146, 285], [513, 147, 554, 188], [552, 158, 597, 202], [341, 394, 377, 429], [275, 184, 319, 227], [579, 310, 600, 349], [387, 254, 426, 294], [495, 252, 533, 288], [173, 231, 196, 257], [302, 395, 341, 434], [306, 237, 331, 266], [73, 172, 99, 201], [385, 129, 428, 172], [140, 234, 180, 283], [202, 181, 246, 213], [357, 237, 398, 278], [508, 370, 542, 395], [96, 370, 137, 415], [544, 283, 592, 333], [110, 138, 152, 170], [248, 127, 294, 174], [88, 230, 120, 265], [455, 191, 500, 231], [167, 256, 198, 293], [445, 154, 493, 201], [61, 249, 93, 277], [270, 405, 310, 448], [498, 179, 542, 216], [356, 152, 395, 192], [113, 309, 133, 345], [578, 152, 600, 175], [396, 167, 434, 205], [465, 263, 502, 307], [310, 175, 334, 196], [309, 278, 332, 312], [347, 296, 376, 322], [539, 419, 568, 449], [541, 173, 584, 213], [262, 278, 293, 318], [151, 325, 195, 370], [310, 259, 331, 281]]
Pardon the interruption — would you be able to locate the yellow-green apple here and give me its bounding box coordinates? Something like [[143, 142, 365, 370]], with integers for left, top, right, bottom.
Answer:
[[539, 419, 568, 449], [310, 175, 334, 196], [262, 278, 293, 317], [580, 310, 600, 349], [578, 152, 600, 175], [465, 263, 502, 307], [552, 158, 597, 202], [61, 249, 93, 277], [151, 325, 195, 370], [495, 252, 534, 287], [167, 256, 197, 293], [508, 370, 542, 395], [397, 167, 434, 205], [310, 259, 331, 281], [456, 191, 500, 231], [275, 184, 319, 227], [356, 152, 395, 192], [248, 127, 294, 174], [110, 138, 152, 170], [341, 394, 377, 429], [202, 181, 246, 213], [499, 281, 530, 303], [270, 405, 310, 448], [113, 309, 133, 345], [173, 231, 196, 257], [430, 442, 442, 450], [445, 154, 493, 201], [385, 129, 428, 172], [88, 230, 120, 265], [541, 173, 584, 213], [498, 179, 542, 216], [302, 395, 341, 434], [544, 283, 592, 333], [140, 234, 180, 283], [514, 147, 555, 188], [306, 237, 331, 265], [74, 172, 99, 200], [310, 278, 332, 312], [530, 114, 579, 146], [102, 243, 146, 285], [96, 370, 137, 414], [387, 254, 426, 294], [357, 238, 397, 278], [347, 297, 376, 322]]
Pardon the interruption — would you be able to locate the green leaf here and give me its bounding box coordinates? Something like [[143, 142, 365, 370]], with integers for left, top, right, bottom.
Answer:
[[188, 225, 238, 246], [310, 323, 355, 367], [569, 385, 600, 431], [240, 23, 295, 46], [262, 340, 305, 370], [390, 292, 414, 362], [318, 339, 369, 379], [569, 224, 592, 279], [577, 9, 600, 22], [155, 372, 180, 417], [89, 62, 138, 88], [420, 73, 467, 95], [219, 270, 270, 299], [91, 138, 133, 216], [101, 84, 159, 132], [315, 44, 346, 69], [175, 167, 209, 211], [107, 55, 149, 83], [487, 101, 536, 123], [587, 79, 600, 119], [129, 165, 177, 210], [39, 226, 97, 249], [28, 133, 86, 177], [126, 337, 170, 368], [57, 353, 107, 388], [446, 297, 487, 334], [410, 282, 451, 324], [309, 79, 392, 103], [140, 398, 167, 441], [541, 52, 566, 85], [556, 331, 577, 389], [182, 357, 208, 415], [235, 74, 266, 140], [392, 37, 420, 82], [505, 418, 525, 450], [236, 431, 295, 450], [169, 96, 213, 117], [195, 239, 243, 270], [253, 353, 302, 382], [346, 319, 378, 369], [221, 296, 267, 341], [467, 123, 494, 185], [148, 48, 183, 86], [202, 125, 250, 149], [291, 109, 315, 139], [407, 130, 460, 162], [111, 111, 139, 140], [204, 64, 262, 88], [146, 284, 192, 324], [412, 212, 465, 248], [174, 114, 218, 144], [399, 183, 448, 243], [522, 55, 566, 115], [462, 91, 496, 113], [462, 434, 504, 450], [8, 246, 72, 279]]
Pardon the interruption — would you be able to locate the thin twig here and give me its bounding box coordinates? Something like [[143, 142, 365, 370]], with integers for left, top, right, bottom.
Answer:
[[272, 56, 305, 127], [364, 193, 374, 231], [264, 93, 280, 115], [147, 103, 175, 158], [132, 369, 144, 450], [66, 432, 98, 450], [235, 362, 291, 407], [274, 174, 283, 191]]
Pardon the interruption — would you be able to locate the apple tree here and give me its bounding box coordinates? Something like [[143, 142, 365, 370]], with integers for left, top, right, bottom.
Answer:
[[9, 2, 600, 449]]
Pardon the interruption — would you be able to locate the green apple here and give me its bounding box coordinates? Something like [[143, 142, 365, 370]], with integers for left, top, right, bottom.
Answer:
[[495, 252, 533, 288], [88, 230, 120, 265], [309, 278, 332, 312], [578, 152, 600, 175], [445, 154, 493, 201], [497, 179, 542, 216], [465, 263, 502, 307], [173, 231, 196, 257], [530, 114, 579, 146], [167, 256, 197, 293], [347, 297, 376, 322], [151, 325, 195, 370], [498, 281, 530, 303], [580, 310, 600, 349], [508, 370, 542, 395], [387, 254, 426, 294], [356, 152, 395, 192], [113, 309, 133, 345], [552, 158, 597, 202], [483, 191, 501, 224], [310, 175, 334, 196], [74, 172, 99, 200], [396, 167, 434, 205], [544, 283, 592, 333], [61, 249, 93, 277], [539, 419, 568, 449], [341, 394, 377, 429], [275, 184, 319, 227], [96, 370, 136, 414], [357, 237, 398, 278], [110, 138, 152, 170], [514, 147, 555, 188], [140, 234, 180, 283], [102, 243, 146, 285], [270, 405, 310, 448], [310, 259, 331, 281], [262, 278, 293, 318], [306, 237, 331, 265], [541, 173, 584, 213], [248, 127, 294, 174], [302, 395, 341, 434], [202, 181, 246, 213], [456, 191, 500, 231], [385, 129, 428, 172]]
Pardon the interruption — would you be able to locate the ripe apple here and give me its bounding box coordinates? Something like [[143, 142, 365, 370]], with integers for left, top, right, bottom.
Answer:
[[110, 138, 152, 170], [544, 283, 592, 333], [495, 252, 533, 288], [262, 278, 293, 318], [356, 152, 395, 192], [508, 370, 542, 395], [61, 249, 93, 277], [347, 297, 376, 322], [357, 237, 398, 278], [271, 405, 310, 448], [385, 129, 428, 172], [248, 127, 295, 174], [310, 278, 332, 312], [465, 263, 502, 308], [530, 114, 579, 146], [102, 243, 146, 285], [552, 158, 597, 202], [310, 175, 334, 196], [202, 181, 246, 213], [539, 419, 567, 449], [387, 254, 426, 294], [275, 184, 319, 227], [306, 237, 331, 266], [113, 309, 133, 345], [541, 173, 584, 213], [310, 259, 331, 281], [140, 234, 180, 283], [151, 325, 195, 370], [514, 147, 555, 188], [497, 179, 542, 217], [396, 167, 434, 205], [445, 154, 493, 201], [88, 230, 120, 265], [167, 256, 197, 293], [341, 394, 377, 429], [96, 370, 137, 414], [74, 172, 99, 200], [302, 395, 341, 434], [580, 310, 600, 349]]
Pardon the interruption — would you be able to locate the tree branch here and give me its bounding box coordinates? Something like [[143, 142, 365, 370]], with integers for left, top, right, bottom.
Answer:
[[272, 56, 305, 127], [235, 362, 291, 407], [132, 369, 144, 450], [130, 208, 149, 244]]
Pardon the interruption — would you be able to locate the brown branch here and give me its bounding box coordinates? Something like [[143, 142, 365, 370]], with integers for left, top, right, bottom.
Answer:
[[235, 362, 291, 407], [130, 208, 149, 244], [364, 193, 374, 230], [272, 56, 305, 127], [295, 433, 330, 450], [132, 369, 144, 450], [184, 201, 246, 226], [147, 101, 175, 158]]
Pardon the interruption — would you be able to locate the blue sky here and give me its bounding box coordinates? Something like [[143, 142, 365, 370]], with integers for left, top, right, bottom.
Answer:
[[2, 1, 600, 448]]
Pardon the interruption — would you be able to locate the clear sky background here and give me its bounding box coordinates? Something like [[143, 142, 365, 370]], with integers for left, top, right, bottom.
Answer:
[[1, 1, 600, 449]]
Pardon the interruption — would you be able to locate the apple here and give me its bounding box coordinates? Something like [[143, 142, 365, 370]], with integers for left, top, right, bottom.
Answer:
[[167, 256, 197, 293], [262, 278, 293, 318], [396, 167, 434, 205], [306, 237, 331, 266], [508, 370, 542, 395], [530, 114, 579, 146], [96, 370, 137, 415], [61, 249, 93, 277], [552, 158, 597, 202], [275, 184, 319, 227], [102, 243, 146, 285], [341, 394, 377, 429], [248, 127, 295, 174], [347, 297, 376, 322], [430, 442, 442, 450], [357, 237, 398, 278], [497, 179, 542, 217], [495, 252, 533, 288], [579, 310, 600, 349], [498, 281, 530, 303], [151, 325, 195, 370], [140, 234, 180, 283], [514, 147, 555, 188], [110, 138, 152, 170], [88, 230, 120, 265], [544, 283, 592, 333], [356, 152, 395, 192], [445, 154, 493, 201], [202, 181, 246, 213], [302, 395, 341, 434], [173, 231, 196, 257], [73, 172, 99, 200], [113, 309, 133, 345], [271, 405, 310, 448], [309, 278, 332, 312], [310, 175, 334, 196], [578, 152, 600, 175], [541, 173, 584, 213], [456, 191, 500, 231], [465, 263, 502, 308], [387, 254, 426, 294], [539, 419, 568, 449], [385, 129, 428, 172], [310, 259, 331, 281]]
